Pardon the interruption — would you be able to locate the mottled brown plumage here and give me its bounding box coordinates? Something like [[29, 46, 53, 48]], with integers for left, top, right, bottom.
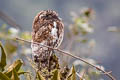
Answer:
[[31, 10, 64, 70]]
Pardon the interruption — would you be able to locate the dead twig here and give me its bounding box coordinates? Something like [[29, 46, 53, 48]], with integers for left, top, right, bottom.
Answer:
[[76, 70, 86, 80], [16, 37, 116, 80], [0, 10, 22, 29]]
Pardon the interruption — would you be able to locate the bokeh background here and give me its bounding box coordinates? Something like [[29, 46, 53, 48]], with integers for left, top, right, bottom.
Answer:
[[0, 0, 120, 79]]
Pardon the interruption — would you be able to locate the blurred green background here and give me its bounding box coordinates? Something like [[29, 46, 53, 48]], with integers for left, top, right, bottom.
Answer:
[[0, 0, 120, 79]]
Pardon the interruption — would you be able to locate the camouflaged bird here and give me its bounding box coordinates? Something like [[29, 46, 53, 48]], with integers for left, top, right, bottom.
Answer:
[[31, 10, 64, 68]]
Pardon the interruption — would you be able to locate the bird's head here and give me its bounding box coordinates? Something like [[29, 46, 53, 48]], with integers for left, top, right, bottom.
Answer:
[[39, 10, 59, 20]]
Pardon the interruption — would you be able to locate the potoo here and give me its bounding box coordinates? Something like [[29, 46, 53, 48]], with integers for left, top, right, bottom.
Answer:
[[31, 10, 64, 67]]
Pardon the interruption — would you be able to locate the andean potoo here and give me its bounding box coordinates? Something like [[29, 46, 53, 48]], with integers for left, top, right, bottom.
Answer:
[[31, 10, 64, 68]]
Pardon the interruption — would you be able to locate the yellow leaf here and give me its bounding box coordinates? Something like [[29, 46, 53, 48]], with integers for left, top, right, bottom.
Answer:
[[67, 66, 76, 80], [4, 59, 23, 78], [37, 71, 45, 80], [51, 69, 60, 80]]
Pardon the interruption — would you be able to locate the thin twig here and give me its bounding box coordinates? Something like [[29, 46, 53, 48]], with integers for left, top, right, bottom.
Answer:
[[16, 37, 116, 80], [76, 71, 86, 80], [102, 71, 112, 75], [0, 10, 22, 29], [80, 70, 86, 80]]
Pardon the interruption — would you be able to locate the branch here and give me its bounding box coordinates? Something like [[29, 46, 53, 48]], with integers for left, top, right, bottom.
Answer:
[[0, 10, 22, 30], [16, 37, 116, 80], [76, 70, 86, 80]]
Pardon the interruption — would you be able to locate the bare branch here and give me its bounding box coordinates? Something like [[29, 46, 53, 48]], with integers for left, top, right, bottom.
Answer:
[[76, 71, 86, 80], [16, 37, 116, 80], [0, 10, 22, 29]]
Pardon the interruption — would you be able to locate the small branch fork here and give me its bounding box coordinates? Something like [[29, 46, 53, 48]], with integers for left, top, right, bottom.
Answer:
[[16, 37, 116, 80]]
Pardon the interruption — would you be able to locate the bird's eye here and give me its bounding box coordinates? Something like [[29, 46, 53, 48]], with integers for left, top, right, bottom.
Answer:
[[46, 15, 49, 17], [46, 15, 52, 19]]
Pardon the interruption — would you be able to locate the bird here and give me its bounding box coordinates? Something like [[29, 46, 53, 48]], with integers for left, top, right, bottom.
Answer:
[[31, 10, 64, 67]]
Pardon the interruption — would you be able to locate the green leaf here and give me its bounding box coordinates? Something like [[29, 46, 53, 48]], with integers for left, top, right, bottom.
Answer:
[[4, 41, 17, 55], [18, 71, 29, 76], [0, 24, 7, 31], [51, 69, 60, 80], [81, 39, 88, 43], [67, 66, 76, 80], [4, 59, 23, 78], [84, 74, 90, 80], [0, 72, 11, 80], [11, 68, 19, 80], [0, 42, 7, 71], [21, 32, 31, 40], [37, 71, 45, 80]]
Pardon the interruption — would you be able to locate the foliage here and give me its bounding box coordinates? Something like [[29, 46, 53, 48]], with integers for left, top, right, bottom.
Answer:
[[0, 8, 109, 80], [0, 42, 26, 80], [0, 42, 6, 71]]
